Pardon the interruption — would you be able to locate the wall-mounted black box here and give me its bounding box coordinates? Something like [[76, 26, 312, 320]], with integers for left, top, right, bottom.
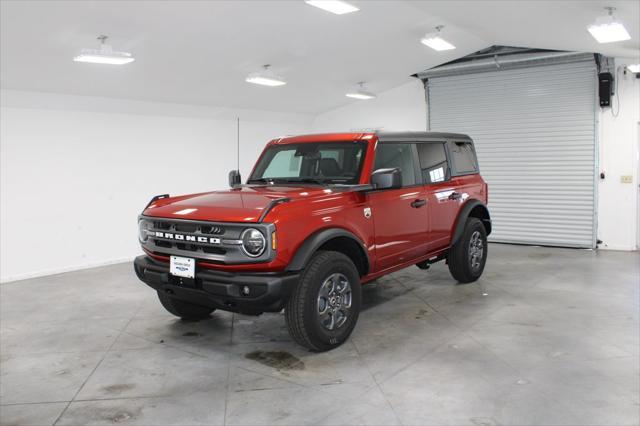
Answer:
[[599, 72, 613, 107]]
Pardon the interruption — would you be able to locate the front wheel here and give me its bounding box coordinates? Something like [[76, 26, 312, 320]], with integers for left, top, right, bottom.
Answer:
[[448, 217, 488, 283], [285, 251, 361, 352]]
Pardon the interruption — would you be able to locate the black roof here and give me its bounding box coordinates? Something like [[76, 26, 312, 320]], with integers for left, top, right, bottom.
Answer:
[[375, 131, 472, 142]]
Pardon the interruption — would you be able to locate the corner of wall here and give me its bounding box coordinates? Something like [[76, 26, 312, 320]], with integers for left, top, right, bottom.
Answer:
[[596, 57, 640, 251]]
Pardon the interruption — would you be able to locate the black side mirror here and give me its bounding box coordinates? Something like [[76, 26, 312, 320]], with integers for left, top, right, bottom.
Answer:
[[228, 170, 241, 188], [371, 168, 402, 190]]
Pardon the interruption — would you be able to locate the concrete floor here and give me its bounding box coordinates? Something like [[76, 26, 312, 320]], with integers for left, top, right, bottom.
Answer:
[[0, 244, 638, 426]]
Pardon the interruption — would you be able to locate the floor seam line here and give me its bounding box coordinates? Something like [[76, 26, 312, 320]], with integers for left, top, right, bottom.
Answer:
[[0, 401, 71, 406], [51, 303, 142, 426], [349, 340, 405, 426]]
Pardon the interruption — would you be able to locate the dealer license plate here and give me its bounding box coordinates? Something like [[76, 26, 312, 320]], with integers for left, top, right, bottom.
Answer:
[[170, 256, 195, 279]]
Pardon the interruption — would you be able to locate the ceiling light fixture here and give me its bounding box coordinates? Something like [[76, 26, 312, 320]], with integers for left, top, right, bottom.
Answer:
[[305, 0, 359, 15], [588, 7, 631, 44], [73, 35, 135, 65], [245, 64, 287, 87], [346, 82, 376, 100], [421, 25, 456, 51], [625, 64, 640, 73]]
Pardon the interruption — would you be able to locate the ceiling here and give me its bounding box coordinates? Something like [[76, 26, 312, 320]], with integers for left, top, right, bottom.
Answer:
[[1, 0, 638, 114]]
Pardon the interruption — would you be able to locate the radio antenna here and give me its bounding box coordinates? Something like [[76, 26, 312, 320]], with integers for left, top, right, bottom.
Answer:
[[236, 117, 240, 171]]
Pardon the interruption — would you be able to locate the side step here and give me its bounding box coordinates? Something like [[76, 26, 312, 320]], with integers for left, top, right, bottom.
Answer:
[[415, 254, 447, 270]]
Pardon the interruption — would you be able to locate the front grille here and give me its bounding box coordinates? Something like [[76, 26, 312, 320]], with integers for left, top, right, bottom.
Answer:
[[201, 224, 224, 235], [155, 239, 172, 248], [148, 219, 229, 259], [203, 246, 226, 255], [175, 223, 198, 233], [141, 217, 275, 264], [175, 242, 199, 252], [154, 221, 172, 230]]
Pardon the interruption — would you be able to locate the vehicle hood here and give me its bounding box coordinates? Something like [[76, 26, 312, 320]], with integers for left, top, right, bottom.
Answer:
[[142, 185, 337, 223]]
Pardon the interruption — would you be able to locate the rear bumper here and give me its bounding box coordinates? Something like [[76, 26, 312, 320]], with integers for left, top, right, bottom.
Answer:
[[133, 255, 299, 315]]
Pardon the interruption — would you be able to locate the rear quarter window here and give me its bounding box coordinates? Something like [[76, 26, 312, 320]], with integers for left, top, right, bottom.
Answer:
[[416, 142, 449, 184], [450, 141, 478, 175]]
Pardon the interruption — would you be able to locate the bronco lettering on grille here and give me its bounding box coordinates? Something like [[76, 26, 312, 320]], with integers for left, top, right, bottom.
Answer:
[[154, 231, 221, 244]]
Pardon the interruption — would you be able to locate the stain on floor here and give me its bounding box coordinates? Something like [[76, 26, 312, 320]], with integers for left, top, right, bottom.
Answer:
[[245, 350, 305, 370], [109, 411, 134, 423], [96, 406, 143, 424], [470, 417, 501, 426], [414, 308, 430, 319], [182, 331, 201, 337], [101, 383, 136, 394]]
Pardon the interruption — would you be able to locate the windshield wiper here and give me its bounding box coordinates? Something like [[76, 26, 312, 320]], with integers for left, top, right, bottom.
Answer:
[[282, 178, 330, 185], [248, 177, 348, 185], [247, 178, 275, 184]]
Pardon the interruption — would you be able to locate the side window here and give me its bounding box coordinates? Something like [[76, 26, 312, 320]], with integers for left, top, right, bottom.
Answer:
[[416, 143, 449, 184], [373, 143, 417, 187], [450, 142, 478, 174]]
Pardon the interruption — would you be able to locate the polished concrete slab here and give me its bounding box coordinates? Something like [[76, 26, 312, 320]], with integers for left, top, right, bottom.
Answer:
[[1, 244, 638, 426]]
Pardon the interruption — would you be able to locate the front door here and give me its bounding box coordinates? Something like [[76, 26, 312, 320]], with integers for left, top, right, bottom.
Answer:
[[368, 142, 429, 272]]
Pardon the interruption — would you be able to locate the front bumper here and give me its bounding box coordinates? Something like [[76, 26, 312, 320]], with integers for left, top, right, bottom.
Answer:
[[134, 255, 299, 315]]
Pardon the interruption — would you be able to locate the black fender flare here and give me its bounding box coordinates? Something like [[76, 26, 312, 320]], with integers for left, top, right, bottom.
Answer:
[[450, 199, 492, 246], [285, 228, 370, 274]]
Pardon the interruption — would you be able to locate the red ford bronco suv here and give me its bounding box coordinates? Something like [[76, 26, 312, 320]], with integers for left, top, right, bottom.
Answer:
[[134, 131, 491, 351]]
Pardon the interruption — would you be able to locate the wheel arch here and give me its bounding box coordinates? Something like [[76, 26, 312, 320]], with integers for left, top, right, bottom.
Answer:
[[285, 228, 370, 276], [451, 199, 492, 246]]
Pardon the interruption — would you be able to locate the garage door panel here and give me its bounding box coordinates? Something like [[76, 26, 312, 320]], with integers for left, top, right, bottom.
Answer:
[[432, 119, 595, 130], [428, 60, 596, 248], [439, 101, 593, 111], [481, 152, 594, 159], [483, 172, 594, 179]]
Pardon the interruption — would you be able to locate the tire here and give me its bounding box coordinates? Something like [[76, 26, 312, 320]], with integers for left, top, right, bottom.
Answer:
[[157, 292, 215, 320], [285, 251, 361, 352], [448, 217, 488, 283]]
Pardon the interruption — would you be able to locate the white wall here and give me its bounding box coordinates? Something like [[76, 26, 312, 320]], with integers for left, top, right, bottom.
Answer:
[[0, 91, 312, 282], [597, 59, 640, 251], [312, 63, 640, 251], [312, 79, 426, 133]]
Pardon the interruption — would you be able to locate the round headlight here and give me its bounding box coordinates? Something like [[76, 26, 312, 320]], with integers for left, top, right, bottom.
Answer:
[[138, 220, 152, 243], [241, 228, 266, 257]]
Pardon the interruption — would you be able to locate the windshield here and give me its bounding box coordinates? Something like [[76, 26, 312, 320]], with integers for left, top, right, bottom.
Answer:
[[248, 142, 366, 185]]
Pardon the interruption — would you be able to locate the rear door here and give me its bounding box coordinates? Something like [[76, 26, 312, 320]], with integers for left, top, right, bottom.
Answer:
[[416, 141, 459, 251], [367, 142, 430, 271]]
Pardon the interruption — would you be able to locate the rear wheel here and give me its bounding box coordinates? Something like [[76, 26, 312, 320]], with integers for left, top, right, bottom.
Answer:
[[157, 292, 215, 320], [285, 251, 361, 352], [448, 217, 487, 283]]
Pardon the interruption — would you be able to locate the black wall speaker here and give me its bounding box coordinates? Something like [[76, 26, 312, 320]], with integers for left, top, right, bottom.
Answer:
[[599, 72, 613, 107]]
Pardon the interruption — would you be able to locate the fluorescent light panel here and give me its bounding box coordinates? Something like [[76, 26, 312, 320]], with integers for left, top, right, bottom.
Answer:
[[73, 52, 134, 65], [74, 38, 135, 65], [305, 1, 359, 15], [627, 64, 640, 73], [245, 76, 287, 87], [421, 36, 455, 51], [345, 91, 375, 100], [588, 21, 631, 43]]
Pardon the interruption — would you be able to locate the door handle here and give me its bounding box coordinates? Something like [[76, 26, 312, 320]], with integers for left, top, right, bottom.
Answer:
[[411, 199, 427, 208], [448, 192, 461, 200]]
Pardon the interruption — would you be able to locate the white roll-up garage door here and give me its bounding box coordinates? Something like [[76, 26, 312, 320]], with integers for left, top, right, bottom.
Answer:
[[426, 59, 597, 248]]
